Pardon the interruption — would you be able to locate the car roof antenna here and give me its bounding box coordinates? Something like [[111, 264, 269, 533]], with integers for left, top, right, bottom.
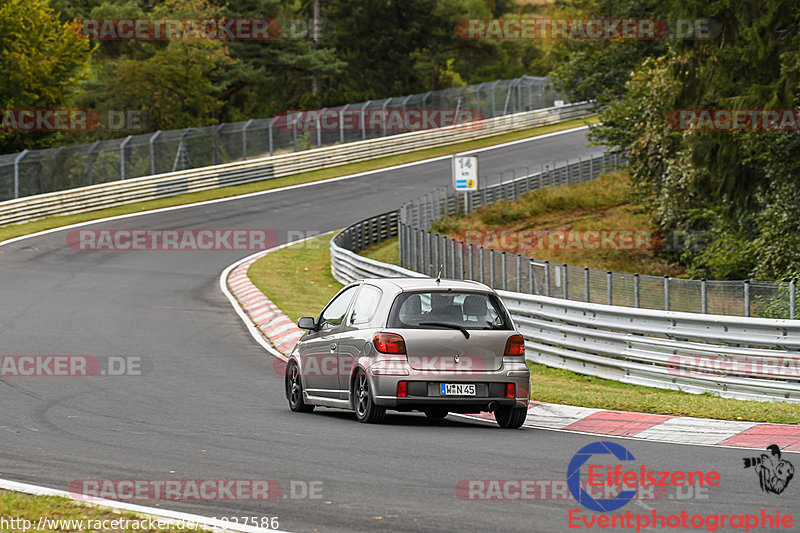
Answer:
[[436, 264, 443, 284]]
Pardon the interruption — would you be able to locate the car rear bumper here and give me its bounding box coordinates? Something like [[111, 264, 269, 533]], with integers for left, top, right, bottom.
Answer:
[[368, 360, 530, 410]]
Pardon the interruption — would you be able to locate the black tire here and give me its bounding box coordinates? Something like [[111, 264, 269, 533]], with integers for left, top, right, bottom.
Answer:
[[352, 368, 386, 424], [495, 406, 527, 428], [286, 361, 314, 413], [423, 408, 449, 420]]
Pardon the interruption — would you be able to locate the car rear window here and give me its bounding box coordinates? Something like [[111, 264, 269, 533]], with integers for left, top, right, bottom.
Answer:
[[387, 290, 512, 330]]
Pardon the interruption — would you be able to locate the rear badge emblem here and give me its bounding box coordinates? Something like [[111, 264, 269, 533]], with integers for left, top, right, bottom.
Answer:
[[454, 355, 460, 364]]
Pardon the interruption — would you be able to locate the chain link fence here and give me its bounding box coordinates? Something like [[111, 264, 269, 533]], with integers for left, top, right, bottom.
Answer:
[[0, 76, 557, 202], [398, 154, 799, 319]]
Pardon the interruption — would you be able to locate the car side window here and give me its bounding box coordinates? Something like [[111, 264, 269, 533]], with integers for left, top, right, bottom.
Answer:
[[350, 285, 382, 325], [318, 286, 358, 331]]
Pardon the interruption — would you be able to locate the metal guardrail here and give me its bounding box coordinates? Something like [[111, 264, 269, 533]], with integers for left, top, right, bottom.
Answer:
[[0, 103, 593, 227], [330, 152, 800, 402], [0, 76, 556, 202], [330, 213, 800, 403]]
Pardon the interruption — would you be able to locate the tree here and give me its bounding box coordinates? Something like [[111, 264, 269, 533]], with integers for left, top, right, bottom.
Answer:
[[0, 0, 93, 153]]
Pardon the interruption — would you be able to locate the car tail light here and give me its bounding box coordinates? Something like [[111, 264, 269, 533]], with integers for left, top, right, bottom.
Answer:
[[506, 383, 516, 399], [504, 334, 525, 357], [397, 381, 407, 398], [373, 332, 407, 354]]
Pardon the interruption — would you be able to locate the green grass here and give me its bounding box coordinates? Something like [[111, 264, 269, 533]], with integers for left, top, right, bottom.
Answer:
[[0, 117, 595, 243], [0, 490, 208, 532], [248, 233, 343, 322], [249, 232, 800, 424]]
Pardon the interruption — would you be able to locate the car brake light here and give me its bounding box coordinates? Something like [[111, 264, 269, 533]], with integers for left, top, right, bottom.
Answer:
[[373, 332, 407, 354], [504, 334, 525, 357], [506, 383, 516, 399], [397, 381, 407, 397]]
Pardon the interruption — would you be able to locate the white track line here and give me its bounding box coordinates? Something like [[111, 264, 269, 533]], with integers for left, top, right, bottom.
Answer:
[[0, 478, 290, 533]]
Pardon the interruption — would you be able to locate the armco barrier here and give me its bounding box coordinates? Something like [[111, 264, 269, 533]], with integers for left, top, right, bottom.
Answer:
[[330, 215, 800, 404], [0, 103, 592, 227]]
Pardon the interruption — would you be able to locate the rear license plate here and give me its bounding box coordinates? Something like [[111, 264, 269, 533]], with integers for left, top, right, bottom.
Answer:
[[440, 383, 476, 396]]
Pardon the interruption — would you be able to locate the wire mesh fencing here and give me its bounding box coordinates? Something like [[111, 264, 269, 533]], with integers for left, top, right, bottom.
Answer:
[[0, 76, 556, 202]]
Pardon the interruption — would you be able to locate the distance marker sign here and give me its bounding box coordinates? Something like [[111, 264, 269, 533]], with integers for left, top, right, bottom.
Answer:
[[452, 155, 478, 191]]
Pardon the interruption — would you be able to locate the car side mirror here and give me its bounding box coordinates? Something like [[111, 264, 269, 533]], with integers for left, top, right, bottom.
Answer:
[[297, 316, 316, 330]]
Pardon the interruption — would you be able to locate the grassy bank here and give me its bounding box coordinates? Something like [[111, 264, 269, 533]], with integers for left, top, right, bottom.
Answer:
[[0, 490, 207, 532], [431, 170, 684, 276], [0, 117, 594, 243], [248, 233, 800, 424]]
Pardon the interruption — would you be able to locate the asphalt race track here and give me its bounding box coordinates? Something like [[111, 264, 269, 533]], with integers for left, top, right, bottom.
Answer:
[[1, 128, 796, 532]]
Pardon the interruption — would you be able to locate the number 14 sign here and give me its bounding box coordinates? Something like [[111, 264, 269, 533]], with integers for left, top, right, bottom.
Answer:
[[452, 154, 478, 191]]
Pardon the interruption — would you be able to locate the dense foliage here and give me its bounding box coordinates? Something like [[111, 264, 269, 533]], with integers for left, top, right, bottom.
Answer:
[[553, 0, 800, 280], [0, 0, 557, 151]]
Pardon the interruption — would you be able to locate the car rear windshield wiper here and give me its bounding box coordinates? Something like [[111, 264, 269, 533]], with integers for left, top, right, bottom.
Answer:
[[419, 321, 470, 339]]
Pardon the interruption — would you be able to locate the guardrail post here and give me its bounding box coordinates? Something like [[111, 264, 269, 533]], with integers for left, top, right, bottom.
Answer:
[[562, 263, 568, 299], [744, 280, 750, 317], [544, 261, 550, 296], [450, 238, 456, 278], [791, 279, 797, 320], [701, 278, 707, 313], [529, 260, 535, 294], [634, 273, 640, 308], [489, 249, 495, 287], [584, 267, 590, 302], [490, 80, 499, 117], [516, 255, 521, 292], [411, 229, 417, 272], [607, 271, 612, 305], [268, 119, 274, 156], [87, 141, 99, 186], [432, 232, 438, 275], [467, 243, 473, 280], [664, 276, 670, 311], [501, 252, 507, 290], [50, 146, 64, 193], [120, 136, 133, 180], [317, 108, 325, 147], [292, 115, 298, 151], [360, 101, 371, 140], [213, 124, 224, 164], [242, 119, 253, 160], [479, 246, 485, 283], [149, 130, 162, 176], [339, 105, 349, 145], [459, 244, 465, 280], [398, 224, 404, 268]]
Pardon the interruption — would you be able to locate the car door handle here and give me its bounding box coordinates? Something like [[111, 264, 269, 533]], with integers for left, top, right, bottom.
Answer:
[[329, 343, 338, 352]]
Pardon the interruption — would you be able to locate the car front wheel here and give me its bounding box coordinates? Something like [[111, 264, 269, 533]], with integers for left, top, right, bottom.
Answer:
[[353, 369, 386, 424], [495, 406, 527, 428], [286, 361, 314, 413]]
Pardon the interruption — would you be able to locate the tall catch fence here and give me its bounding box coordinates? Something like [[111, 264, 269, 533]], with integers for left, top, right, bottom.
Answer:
[[0, 76, 556, 202]]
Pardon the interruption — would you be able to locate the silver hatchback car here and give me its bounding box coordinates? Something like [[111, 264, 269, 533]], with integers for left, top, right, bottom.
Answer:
[[284, 278, 530, 428]]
